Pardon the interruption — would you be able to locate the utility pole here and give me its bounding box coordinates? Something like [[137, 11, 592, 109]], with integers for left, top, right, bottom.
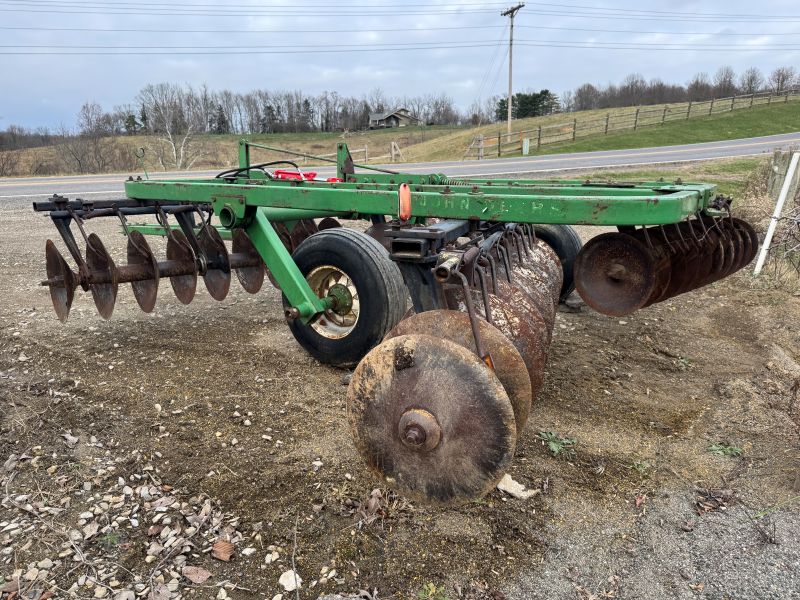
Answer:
[[501, 3, 524, 138]]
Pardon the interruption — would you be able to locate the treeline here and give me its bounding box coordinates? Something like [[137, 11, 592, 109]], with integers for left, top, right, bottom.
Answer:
[[67, 85, 460, 139], [495, 90, 560, 121], [561, 66, 799, 112]]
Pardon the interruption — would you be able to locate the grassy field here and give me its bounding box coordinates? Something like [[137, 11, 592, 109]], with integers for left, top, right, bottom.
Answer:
[[529, 102, 800, 157], [575, 156, 768, 198]]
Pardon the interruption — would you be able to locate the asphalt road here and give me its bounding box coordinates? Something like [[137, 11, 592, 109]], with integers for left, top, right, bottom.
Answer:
[[2, 131, 799, 203]]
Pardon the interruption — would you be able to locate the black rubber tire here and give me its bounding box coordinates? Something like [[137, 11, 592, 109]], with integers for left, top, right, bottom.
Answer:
[[283, 228, 407, 367], [532, 224, 583, 301]]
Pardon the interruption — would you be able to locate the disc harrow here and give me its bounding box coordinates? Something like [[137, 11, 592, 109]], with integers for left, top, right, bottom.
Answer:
[[31, 141, 758, 505], [574, 216, 758, 316]]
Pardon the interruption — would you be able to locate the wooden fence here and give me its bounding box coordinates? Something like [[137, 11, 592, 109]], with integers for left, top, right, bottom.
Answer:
[[465, 89, 800, 159]]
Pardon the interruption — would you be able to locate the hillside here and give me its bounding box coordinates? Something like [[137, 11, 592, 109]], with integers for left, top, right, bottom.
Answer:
[[528, 102, 800, 157]]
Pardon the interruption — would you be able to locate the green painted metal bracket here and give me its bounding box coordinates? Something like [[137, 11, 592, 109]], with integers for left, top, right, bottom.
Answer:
[[246, 208, 330, 322]]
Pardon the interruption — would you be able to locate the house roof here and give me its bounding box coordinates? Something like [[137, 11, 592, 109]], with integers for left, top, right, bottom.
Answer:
[[369, 108, 420, 122]]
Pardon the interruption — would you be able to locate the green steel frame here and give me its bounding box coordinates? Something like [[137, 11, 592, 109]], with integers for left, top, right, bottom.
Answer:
[[125, 139, 726, 323]]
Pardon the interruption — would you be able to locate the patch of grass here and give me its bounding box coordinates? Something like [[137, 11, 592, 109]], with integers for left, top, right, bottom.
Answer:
[[417, 583, 450, 600], [576, 156, 768, 197], [532, 102, 800, 157], [538, 431, 577, 457], [708, 443, 743, 457], [98, 531, 123, 550], [753, 495, 800, 519], [630, 460, 652, 477]]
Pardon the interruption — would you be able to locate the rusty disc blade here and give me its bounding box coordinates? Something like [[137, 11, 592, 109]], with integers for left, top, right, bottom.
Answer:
[[530, 240, 563, 305], [289, 219, 319, 251], [703, 219, 729, 285], [365, 221, 392, 251], [574, 232, 657, 316], [86, 233, 118, 319], [712, 220, 737, 282], [45, 239, 77, 322], [126, 230, 159, 312], [347, 334, 516, 504], [732, 218, 759, 268], [386, 310, 533, 432], [166, 230, 197, 305], [489, 281, 550, 397], [232, 229, 265, 294], [682, 221, 718, 291], [509, 265, 556, 331], [728, 220, 749, 273], [317, 217, 342, 230], [198, 224, 231, 301]]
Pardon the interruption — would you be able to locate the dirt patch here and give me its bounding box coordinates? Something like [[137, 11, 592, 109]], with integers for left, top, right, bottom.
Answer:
[[1, 194, 799, 599]]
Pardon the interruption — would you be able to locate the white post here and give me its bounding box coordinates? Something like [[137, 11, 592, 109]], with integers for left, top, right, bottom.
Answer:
[[753, 151, 800, 276]]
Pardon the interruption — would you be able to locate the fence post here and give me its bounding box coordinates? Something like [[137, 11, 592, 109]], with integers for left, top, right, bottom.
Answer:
[[730, 97, 735, 111], [572, 118, 577, 140], [786, 91, 790, 103], [633, 108, 640, 130], [686, 101, 692, 119], [536, 126, 542, 149], [497, 133, 501, 157], [364, 145, 368, 162], [750, 93, 755, 108], [768, 94, 772, 106], [661, 106, 667, 125], [709, 98, 714, 114], [604, 113, 610, 134], [478, 135, 484, 160]]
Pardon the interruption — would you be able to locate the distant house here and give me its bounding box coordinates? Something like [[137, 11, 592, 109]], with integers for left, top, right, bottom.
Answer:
[[368, 107, 420, 129]]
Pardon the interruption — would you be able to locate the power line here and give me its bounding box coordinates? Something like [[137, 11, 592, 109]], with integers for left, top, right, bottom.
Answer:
[[0, 24, 506, 34], [517, 24, 800, 37], [474, 21, 509, 112], [4, 0, 798, 20], [0, 5, 500, 17], [4, 41, 798, 55], [1, 23, 798, 38], [4, 37, 800, 51], [517, 9, 800, 23], [521, 1, 800, 19], [0, 40, 507, 49], [1, 0, 509, 5], [0, 43, 507, 55]]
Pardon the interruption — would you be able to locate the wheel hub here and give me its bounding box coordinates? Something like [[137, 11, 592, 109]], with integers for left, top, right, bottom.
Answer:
[[306, 265, 360, 340]]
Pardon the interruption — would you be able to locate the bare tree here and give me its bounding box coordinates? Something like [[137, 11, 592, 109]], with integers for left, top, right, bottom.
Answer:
[[559, 90, 574, 113], [137, 83, 204, 170], [713, 66, 738, 97], [739, 67, 764, 95], [573, 83, 601, 111], [0, 149, 18, 176], [769, 66, 797, 92], [687, 72, 713, 101]]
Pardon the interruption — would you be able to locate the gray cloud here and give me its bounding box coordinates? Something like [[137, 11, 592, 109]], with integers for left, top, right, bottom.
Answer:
[[1, 0, 799, 128]]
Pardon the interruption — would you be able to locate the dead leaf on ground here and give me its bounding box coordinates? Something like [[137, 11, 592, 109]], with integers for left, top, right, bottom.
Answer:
[[83, 521, 99, 539], [211, 538, 234, 562], [182, 566, 212, 584]]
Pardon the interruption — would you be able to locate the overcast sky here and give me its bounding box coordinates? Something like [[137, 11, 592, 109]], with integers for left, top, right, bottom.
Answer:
[[1, 0, 800, 128]]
